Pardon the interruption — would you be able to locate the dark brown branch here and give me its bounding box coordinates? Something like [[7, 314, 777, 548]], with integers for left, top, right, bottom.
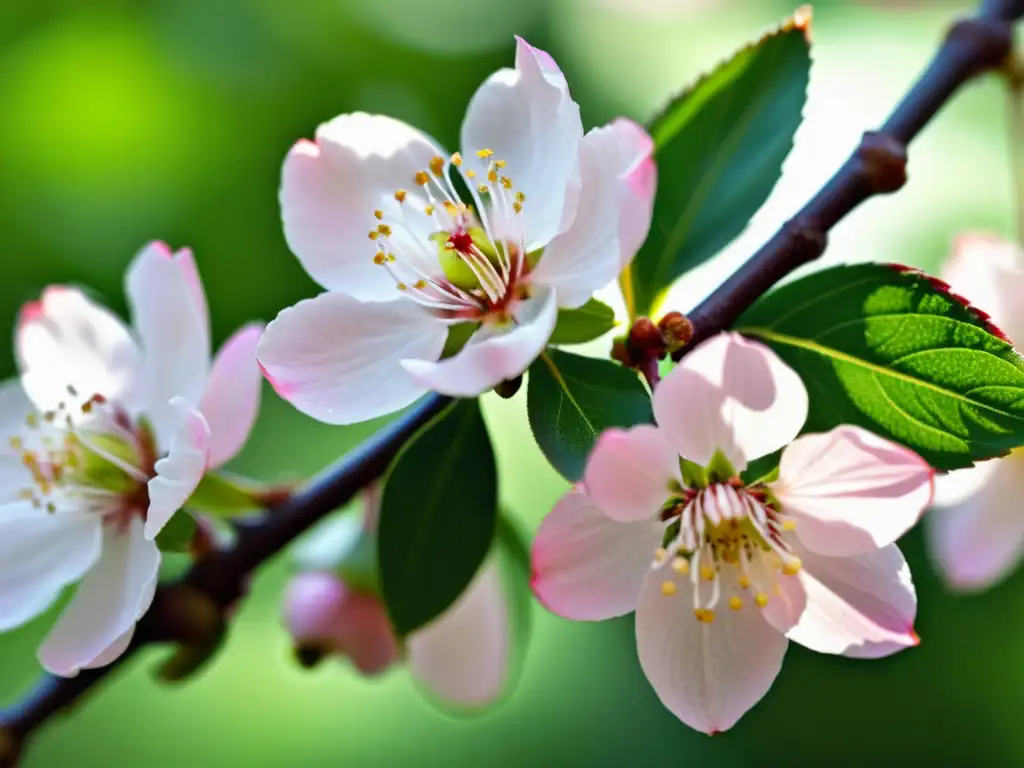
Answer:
[[1, 0, 1022, 764], [673, 0, 1021, 360]]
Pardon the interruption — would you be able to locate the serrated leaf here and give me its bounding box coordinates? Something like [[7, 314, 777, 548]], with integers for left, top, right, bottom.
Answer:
[[736, 263, 1024, 470], [549, 298, 617, 345], [379, 399, 498, 636], [527, 349, 654, 481], [630, 10, 811, 315]]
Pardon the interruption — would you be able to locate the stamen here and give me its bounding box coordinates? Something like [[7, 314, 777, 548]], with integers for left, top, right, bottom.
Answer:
[[729, 596, 743, 610], [661, 581, 677, 597], [450, 152, 462, 166], [373, 209, 384, 220], [394, 189, 407, 203], [755, 592, 770, 608], [429, 155, 445, 176], [476, 148, 493, 158], [694, 608, 715, 623], [671, 556, 689, 575], [414, 170, 430, 186]]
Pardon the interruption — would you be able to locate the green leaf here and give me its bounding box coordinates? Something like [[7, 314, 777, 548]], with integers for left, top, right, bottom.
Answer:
[[186, 471, 266, 518], [736, 262, 1024, 470], [155, 511, 197, 553], [549, 298, 617, 345], [379, 399, 498, 636], [527, 349, 654, 482], [631, 11, 811, 314]]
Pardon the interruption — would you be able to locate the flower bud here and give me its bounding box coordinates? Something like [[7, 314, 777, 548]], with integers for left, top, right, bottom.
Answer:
[[628, 317, 665, 358], [658, 311, 694, 353]]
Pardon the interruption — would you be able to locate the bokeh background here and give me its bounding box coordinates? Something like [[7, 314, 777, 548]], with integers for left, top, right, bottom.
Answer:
[[0, 0, 1019, 765]]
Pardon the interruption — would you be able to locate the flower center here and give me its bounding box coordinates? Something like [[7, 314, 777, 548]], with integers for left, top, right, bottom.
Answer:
[[8, 385, 157, 526], [368, 148, 529, 322], [653, 480, 801, 623]]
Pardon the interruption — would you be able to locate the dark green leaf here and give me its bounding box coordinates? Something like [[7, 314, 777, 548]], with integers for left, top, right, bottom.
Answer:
[[527, 349, 654, 481], [630, 11, 811, 314], [379, 399, 498, 636], [549, 298, 617, 345], [736, 263, 1024, 470], [155, 511, 197, 553]]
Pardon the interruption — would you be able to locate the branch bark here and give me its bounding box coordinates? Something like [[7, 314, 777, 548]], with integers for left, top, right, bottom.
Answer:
[[2, 0, 1022, 764]]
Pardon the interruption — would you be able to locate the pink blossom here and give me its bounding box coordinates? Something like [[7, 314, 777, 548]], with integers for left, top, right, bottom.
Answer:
[[531, 332, 934, 733]]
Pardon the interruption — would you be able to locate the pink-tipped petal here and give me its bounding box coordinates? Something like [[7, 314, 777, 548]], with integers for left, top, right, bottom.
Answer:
[[16, 287, 141, 413], [635, 569, 788, 733], [777, 542, 919, 659], [942, 234, 1024, 343], [282, 115, 445, 300], [145, 398, 212, 540], [408, 560, 510, 708], [256, 292, 447, 425], [200, 323, 263, 468], [156, 244, 209, 337], [401, 286, 557, 398], [611, 118, 657, 266], [125, 242, 211, 436], [773, 426, 934, 558], [531, 489, 663, 621], [39, 518, 161, 676], [583, 425, 679, 522], [460, 38, 583, 250], [653, 333, 808, 469], [926, 458, 1024, 591]]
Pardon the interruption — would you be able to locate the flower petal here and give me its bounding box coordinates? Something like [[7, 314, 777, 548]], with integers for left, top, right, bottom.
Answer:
[[528, 123, 644, 308], [39, 517, 161, 676], [16, 287, 141, 412], [635, 569, 788, 733], [257, 292, 447, 425], [125, 241, 211, 437], [942, 234, 1024, 343], [84, 627, 136, 670], [773, 426, 934, 557], [281, 114, 445, 300], [772, 542, 919, 659], [408, 559, 509, 708], [583, 425, 679, 522], [0, 379, 37, 497], [653, 332, 808, 469], [531, 488, 663, 621], [0, 508, 102, 632], [460, 37, 583, 249], [200, 323, 263, 468], [401, 286, 557, 398], [609, 118, 657, 266], [145, 398, 212, 539], [926, 457, 1024, 591]]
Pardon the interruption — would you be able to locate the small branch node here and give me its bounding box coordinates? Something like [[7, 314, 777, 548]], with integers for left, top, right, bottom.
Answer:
[[855, 132, 908, 195]]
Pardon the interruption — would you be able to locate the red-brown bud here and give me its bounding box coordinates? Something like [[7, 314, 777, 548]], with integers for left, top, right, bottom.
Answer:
[[658, 311, 694, 352]]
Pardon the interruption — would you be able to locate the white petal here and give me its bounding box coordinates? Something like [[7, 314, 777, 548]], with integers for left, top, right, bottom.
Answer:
[[125, 242, 210, 436], [460, 37, 583, 249], [653, 332, 808, 469], [39, 517, 161, 676], [84, 626, 136, 670], [257, 292, 447, 425], [401, 286, 557, 397], [583, 425, 679, 523], [0, 509, 102, 632], [408, 560, 510, 708], [635, 569, 788, 733], [281, 114, 445, 300], [926, 457, 1024, 591], [529, 124, 637, 308], [607, 117, 657, 266], [942, 234, 1024, 343], [0, 379, 36, 497], [200, 323, 263, 468], [16, 287, 141, 412], [146, 398, 211, 539], [531, 489, 662, 621]]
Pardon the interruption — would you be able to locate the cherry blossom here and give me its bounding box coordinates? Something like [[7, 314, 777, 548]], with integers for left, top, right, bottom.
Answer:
[[257, 36, 656, 425], [531, 332, 934, 733], [0, 242, 263, 676], [926, 234, 1024, 591]]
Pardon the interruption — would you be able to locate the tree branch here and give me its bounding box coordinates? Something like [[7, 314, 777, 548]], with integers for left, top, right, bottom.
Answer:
[[1, 0, 1022, 764]]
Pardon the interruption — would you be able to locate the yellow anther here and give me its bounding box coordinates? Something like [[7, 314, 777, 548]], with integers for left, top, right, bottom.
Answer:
[[387, 254, 396, 262], [700, 564, 716, 581], [513, 201, 523, 214], [782, 519, 797, 531], [424, 205, 435, 216], [671, 557, 689, 575], [500, 176, 513, 189], [494, 159, 506, 169], [396, 282, 408, 291], [373, 209, 384, 220], [755, 592, 769, 608], [413, 279, 427, 290], [782, 557, 802, 576], [429, 155, 445, 176], [414, 170, 430, 186], [394, 189, 407, 203], [373, 253, 386, 265], [8, 436, 22, 450], [450, 152, 463, 166], [738, 575, 751, 589], [368, 230, 379, 241], [729, 596, 743, 611], [45, 502, 56, 513], [443, 200, 459, 214], [466, 170, 476, 178], [661, 580, 677, 597], [478, 184, 489, 195], [377, 224, 392, 236], [476, 148, 494, 158], [25, 413, 38, 428], [653, 547, 667, 563], [487, 169, 498, 183], [515, 191, 526, 202], [694, 608, 716, 623]]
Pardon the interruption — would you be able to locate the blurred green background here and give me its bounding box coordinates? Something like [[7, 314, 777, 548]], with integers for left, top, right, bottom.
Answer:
[[0, 0, 1019, 765]]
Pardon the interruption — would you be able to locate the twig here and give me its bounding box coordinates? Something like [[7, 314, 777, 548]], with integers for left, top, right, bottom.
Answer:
[[1, 0, 1022, 763]]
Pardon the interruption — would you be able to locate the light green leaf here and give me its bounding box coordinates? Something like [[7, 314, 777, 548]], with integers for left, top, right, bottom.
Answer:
[[736, 263, 1024, 470], [527, 349, 653, 482], [186, 471, 269, 518], [379, 399, 498, 636], [155, 511, 197, 553], [631, 11, 811, 314], [549, 298, 617, 345]]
